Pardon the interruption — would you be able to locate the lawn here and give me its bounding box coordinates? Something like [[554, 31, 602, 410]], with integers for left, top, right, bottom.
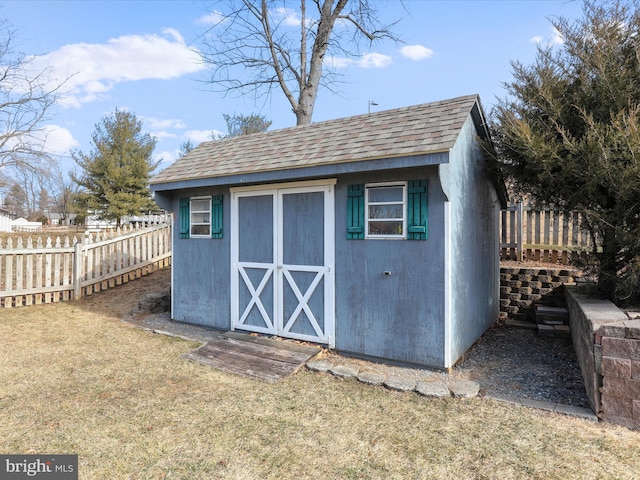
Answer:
[[1, 268, 639, 479]]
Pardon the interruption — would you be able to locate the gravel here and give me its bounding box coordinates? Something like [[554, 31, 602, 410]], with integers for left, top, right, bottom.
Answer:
[[453, 325, 590, 408]]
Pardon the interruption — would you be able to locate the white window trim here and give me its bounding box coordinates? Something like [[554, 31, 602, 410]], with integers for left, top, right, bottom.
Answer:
[[190, 196, 211, 238], [365, 181, 407, 239]]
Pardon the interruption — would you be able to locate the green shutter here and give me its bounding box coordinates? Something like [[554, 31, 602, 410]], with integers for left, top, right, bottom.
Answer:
[[179, 197, 190, 239], [407, 180, 428, 240], [211, 195, 223, 239], [347, 184, 365, 239]]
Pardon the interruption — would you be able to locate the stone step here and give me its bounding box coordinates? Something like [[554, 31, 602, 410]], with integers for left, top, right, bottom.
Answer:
[[537, 323, 571, 339], [536, 305, 569, 325]]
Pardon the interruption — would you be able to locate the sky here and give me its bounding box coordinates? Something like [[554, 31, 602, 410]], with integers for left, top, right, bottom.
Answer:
[[2, 0, 584, 175]]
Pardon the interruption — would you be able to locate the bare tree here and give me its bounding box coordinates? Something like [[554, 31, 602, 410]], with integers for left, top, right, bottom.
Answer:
[[199, 0, 398, 125], [7, 159, 51, 219], [48, 166, 76, 224], [0, 19, 63, 171]]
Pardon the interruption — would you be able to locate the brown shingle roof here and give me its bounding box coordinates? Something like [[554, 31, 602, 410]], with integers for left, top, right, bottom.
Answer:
[[150, 94, 481, 185]]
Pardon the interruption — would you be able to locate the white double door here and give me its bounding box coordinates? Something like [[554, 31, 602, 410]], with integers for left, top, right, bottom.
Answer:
[[230, 181, 335, 346]]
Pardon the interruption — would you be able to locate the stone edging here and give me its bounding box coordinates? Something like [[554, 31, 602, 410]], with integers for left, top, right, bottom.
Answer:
[[307, 360, 480, 398], [485, 393, 598, 422]]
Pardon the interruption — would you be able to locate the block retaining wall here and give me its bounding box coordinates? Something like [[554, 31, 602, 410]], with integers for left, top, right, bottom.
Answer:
[[566, 287, 640, 429], [500, 266, 581, 321]]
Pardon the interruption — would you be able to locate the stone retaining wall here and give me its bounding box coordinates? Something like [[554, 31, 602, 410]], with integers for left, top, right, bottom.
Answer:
[[566, 287, 640, 429], [500, 266, 581, 321]]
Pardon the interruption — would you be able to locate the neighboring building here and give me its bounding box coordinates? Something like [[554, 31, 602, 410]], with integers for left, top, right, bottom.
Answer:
[[48, 213, 77, 226], [150, 95, 508, 369], [0, 208, 12, 233], [11, 218, 43, 233]]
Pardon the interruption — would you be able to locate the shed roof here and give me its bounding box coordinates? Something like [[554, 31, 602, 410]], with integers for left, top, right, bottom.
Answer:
[[151, 94, 486, 187]]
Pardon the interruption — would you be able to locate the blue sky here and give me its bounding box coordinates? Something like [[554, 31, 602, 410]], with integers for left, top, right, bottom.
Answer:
[[3, 0, 583, 174]]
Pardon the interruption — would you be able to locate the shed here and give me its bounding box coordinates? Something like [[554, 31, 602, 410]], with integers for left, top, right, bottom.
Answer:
[[150, 94, 507, 369]]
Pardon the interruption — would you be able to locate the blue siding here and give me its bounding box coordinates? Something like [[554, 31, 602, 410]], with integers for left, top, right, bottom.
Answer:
[[335, 167, 447, 367], [442, 116, 501, 367], [170, 189, 231, 330]]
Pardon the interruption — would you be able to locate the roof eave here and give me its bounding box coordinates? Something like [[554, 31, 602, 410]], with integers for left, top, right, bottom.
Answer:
[[150, 150, 450, 193]]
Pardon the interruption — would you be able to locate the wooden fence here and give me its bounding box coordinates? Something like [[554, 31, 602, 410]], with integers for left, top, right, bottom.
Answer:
[[0, 222, 172, 308], [500, 202, 594, 264]]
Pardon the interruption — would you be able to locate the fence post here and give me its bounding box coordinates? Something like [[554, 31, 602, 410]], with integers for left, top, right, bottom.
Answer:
[[516, 201, 523, 262], [73, 241, 83, 299]]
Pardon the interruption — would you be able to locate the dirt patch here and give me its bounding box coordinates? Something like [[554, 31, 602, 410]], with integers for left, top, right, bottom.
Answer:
[[78, 267, 171, 319]]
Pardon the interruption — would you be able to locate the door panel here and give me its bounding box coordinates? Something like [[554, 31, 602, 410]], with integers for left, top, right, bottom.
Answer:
[[282, 270, 325, 338], [282, 191, 324, 266], [231, 182, 335, 346], [234, 192, 276, 335], [238, 195, 273, 263], [238, 266, 274, 330]]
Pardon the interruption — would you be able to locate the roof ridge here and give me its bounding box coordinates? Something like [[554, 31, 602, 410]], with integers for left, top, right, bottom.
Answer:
[[151, 94, 482, 186]]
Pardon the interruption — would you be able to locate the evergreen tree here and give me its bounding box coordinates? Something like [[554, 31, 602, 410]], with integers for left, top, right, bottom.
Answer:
[[72, 110, 159, 225], [491, 0, 640, 303], [178, 139, 195, 158]]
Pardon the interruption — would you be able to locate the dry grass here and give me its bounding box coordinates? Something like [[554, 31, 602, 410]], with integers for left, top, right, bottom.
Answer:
[[1, 268, 639, 479]]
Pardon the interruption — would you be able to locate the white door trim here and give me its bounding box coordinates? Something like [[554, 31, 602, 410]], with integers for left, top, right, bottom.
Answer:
[[231, 178, 337, 194]]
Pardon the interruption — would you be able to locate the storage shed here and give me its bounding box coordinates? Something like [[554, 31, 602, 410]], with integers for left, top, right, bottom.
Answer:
[[150, 94, 507, 369]]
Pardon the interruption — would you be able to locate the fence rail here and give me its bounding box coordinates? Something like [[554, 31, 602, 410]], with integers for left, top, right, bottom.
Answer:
[[0, 222, 172, 308], [500, 202, 593, 264]]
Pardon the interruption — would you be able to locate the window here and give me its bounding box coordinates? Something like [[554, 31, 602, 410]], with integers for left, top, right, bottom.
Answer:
[[179, 195, 224, 239], [365, 183, 406, 239], [190, 197, 211, 237], [346, 180, 427, 240]]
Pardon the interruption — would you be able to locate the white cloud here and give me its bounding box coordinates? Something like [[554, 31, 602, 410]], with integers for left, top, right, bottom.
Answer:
[[324, 55, 352, 69], [550, 27, 564, 46], [155, 150, 179, 167], [400, 45, 434, 61], [196, 10, 226, 26], [23, 124, 80, 156], [357, 53, 393, 69], [273, 7, 301, 27], [183, 129, 221, 143], [530, 27, 563, 46], [30, 29, 206, 108], [152, 131, 177, 140], [142, 116, 187, 141], [143, 117, 187, 130], [325, 52, 392, 69]]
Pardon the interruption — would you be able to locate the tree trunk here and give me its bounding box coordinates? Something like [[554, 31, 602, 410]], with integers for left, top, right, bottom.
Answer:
[[295, 89, 316, 125], [598, 223, 619, 301], [293, 0, 348, 125]]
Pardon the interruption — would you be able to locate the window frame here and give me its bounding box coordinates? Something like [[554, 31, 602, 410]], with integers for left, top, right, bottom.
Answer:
[[364, 182, 407, 239], [189, 196, 212, 238]]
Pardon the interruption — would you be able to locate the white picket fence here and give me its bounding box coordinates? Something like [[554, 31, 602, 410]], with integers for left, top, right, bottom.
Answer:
[[0, 222, 172, 308], [500, 202, 593, 264]]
